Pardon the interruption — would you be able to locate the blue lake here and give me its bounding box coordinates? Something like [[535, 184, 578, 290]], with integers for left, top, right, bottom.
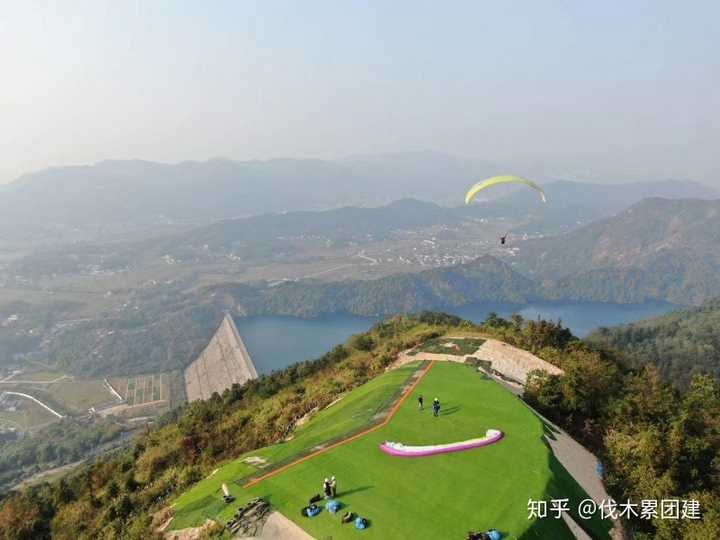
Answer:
[[235, 301, 676, 374]]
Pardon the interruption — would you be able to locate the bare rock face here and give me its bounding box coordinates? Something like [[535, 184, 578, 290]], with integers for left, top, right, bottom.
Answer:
[[152, 506, 175, 532], [163, 519, 218, 540], [184, 313, 258, 402], [473, 339, 564, 384]]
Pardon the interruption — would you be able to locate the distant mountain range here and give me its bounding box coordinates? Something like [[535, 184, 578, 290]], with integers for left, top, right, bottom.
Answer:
[[8, 194, 720, 309], [0, 153, 491, 229], [586, 298, 720, 388], [202, 196, 720, 312], [6, 198, 466, 277], [1, 153, 714, 241], [509, 198, 720, 305], [478, 178, 717, 232], [182, 198, 463, 247]]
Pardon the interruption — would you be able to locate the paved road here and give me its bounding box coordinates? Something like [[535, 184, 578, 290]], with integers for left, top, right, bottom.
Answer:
[[490, 374, 623, 539], [1, 391, 65, 418]]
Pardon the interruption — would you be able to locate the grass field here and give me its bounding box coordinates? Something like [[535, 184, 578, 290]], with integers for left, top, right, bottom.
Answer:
[[0, 380, 113, 418], [44, 380, 115, 412], [170, 363, 610, 539], [170, 363, 420, 529], [0, 396, 58, 429]]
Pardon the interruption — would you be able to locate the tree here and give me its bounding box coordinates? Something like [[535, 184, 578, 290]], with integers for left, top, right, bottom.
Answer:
[[351, 334, 375, 351], [116, 495, 133, 520]]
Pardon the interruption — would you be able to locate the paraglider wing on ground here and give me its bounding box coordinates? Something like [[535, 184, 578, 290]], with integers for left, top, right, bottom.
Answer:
[[380, 429, 503, 457]]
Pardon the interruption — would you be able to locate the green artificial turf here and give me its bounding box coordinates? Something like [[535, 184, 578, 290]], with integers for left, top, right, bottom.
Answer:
[[171, 362, 611, 539], [169, 363, 422, 530]]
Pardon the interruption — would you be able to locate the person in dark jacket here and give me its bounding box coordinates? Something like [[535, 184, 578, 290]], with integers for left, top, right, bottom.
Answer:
[[432, 397, 441, 417], [418, 394, 424, 410]]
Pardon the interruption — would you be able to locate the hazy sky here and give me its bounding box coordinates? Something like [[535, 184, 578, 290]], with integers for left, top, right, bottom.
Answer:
[[1, 1, 718, 185]]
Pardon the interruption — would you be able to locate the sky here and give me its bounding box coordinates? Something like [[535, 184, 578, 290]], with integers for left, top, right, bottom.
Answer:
[[1, 1, 719, 185]]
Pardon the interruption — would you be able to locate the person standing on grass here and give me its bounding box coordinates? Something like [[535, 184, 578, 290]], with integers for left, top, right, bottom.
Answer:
[[330, 476, 337, 498], [418, 394, 424, 410], [323, 478, 332, 499], [432, 397, 441, 417]]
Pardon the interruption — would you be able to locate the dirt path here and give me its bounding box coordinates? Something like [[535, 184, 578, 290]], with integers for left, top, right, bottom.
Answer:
[[244, 511, 314, 540], [163, 511, 315, 540], [0, 375, 72, 385]]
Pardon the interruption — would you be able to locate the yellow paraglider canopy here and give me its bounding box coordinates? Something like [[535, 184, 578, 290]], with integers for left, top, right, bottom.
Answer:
[[465, 175, 547, 204]]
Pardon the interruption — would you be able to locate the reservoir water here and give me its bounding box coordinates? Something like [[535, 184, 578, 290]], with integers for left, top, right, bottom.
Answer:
[[235, 301, 676, 375]]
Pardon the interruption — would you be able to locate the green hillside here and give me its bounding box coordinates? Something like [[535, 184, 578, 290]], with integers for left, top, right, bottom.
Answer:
[[39, 256, 537, 377], [512, 198, 720, 305], [586, 297, 720, 388], [171, 362, 610, 539], [213, 254, 541, 318], [3, 312, 719, 540], [169, 362, 421, 529]]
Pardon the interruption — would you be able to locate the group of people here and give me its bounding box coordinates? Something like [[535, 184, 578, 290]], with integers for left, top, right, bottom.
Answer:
[[322, 476, 338, 499], [417, 394, 441, 417], [316, 476, 368, 530]]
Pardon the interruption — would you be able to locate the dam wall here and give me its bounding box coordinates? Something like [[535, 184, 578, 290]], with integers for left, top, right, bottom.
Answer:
[[184, 313, 258, 403]]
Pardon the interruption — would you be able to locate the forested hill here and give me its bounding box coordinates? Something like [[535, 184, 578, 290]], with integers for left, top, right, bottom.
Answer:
[[476, 178, 717, 232], [176, 198, 462, 246], [44, 256, 538, 376], [510, 197, 720, 305], [3, 313, 720, 539], [212, 255, 541, 318], [586, 298, 720, 388]]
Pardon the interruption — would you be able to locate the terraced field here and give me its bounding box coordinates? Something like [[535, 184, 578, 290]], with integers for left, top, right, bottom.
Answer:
[[108, 373, 169, 406]]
